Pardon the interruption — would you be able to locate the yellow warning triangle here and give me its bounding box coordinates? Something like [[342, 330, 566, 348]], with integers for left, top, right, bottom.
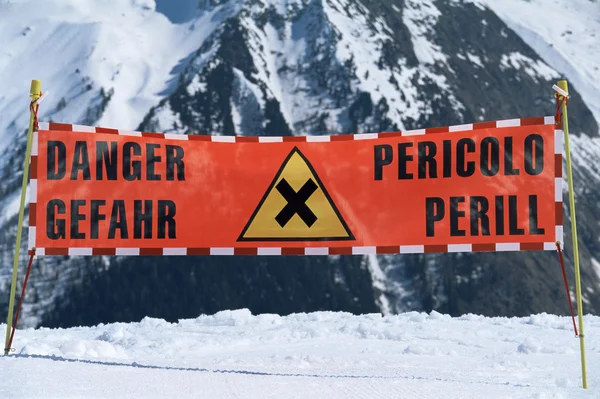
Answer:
[[238, 147, 354, 241]]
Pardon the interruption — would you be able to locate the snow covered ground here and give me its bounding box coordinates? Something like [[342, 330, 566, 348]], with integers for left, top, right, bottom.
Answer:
[[1, 310, 599, 398]]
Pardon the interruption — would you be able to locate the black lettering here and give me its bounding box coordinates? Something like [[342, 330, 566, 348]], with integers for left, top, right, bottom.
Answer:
[[166, 145, 185, 181], [47, 141, 66, 180], [96, 141, 118, 180], [450, 196, 466, 236], [90, 200, 106, 239], [108, 200, 128, 239], [480, 137, 499, 176], [70, 141, 91, 180], [158, 200, 177, 239], [508, 195, 524, 235], [456, 138, 475, 177], [504, 137, 519, 175], [443, 140, 452, 178], [398, 143, 413, 180], [134, 200, 153, 239], [123, 142, 142, 181], [425, 197, 445, 237], [70, 199, 86, 239], [495, 196, 505, 235], [146, 144, 161, 181], [470, 196, 490, 236], [47, 199, 66, 239], [418, 141, 437, 179], [524, 134, 544, 175], [374, 145, 393, 180], [529, 195, 545, 235]]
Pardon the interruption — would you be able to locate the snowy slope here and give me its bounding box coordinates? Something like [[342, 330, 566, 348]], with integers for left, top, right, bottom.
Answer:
[[479, 0, 600, 123], [1, 311, 599, 398], [0, 0, 231, 149]]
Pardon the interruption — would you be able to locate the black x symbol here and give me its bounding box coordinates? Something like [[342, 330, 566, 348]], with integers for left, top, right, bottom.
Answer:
[[275, 178, 318, 227]]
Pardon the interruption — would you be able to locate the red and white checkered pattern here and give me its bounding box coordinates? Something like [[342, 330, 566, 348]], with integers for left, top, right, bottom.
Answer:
[[37, 116, 556, 142]]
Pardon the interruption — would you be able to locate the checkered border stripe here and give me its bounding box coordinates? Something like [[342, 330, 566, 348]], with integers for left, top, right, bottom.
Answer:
[[37, 116, 555, 142], [29, 116, 563, 255]]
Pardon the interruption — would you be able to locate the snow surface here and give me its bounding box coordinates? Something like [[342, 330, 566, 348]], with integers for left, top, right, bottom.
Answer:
[[2, 310, 599, 398], [499, 52, 560, 82], [403, 0, 447, 66], [365, 254, 391, 315], [571, 134, 600, 185], [0, 0, 224, 149]]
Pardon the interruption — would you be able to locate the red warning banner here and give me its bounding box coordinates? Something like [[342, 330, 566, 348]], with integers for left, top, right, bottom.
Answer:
[[29, 118, 562, 256]]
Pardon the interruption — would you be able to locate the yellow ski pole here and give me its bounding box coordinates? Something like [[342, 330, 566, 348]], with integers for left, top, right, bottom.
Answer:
[[4, 80, 41, 355], [555, 79, 587, 389]]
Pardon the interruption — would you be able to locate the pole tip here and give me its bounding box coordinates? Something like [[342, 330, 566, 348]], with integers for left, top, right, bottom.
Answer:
[[557, 80, 569, 95], [29, 80, 41, 97]]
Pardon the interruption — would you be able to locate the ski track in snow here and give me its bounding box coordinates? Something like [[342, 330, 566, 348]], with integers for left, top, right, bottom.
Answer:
[[1, 310, 599, 398]]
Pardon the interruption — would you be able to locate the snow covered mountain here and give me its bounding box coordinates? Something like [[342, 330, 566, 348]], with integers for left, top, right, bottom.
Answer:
[[0, 0, 599, 328]]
